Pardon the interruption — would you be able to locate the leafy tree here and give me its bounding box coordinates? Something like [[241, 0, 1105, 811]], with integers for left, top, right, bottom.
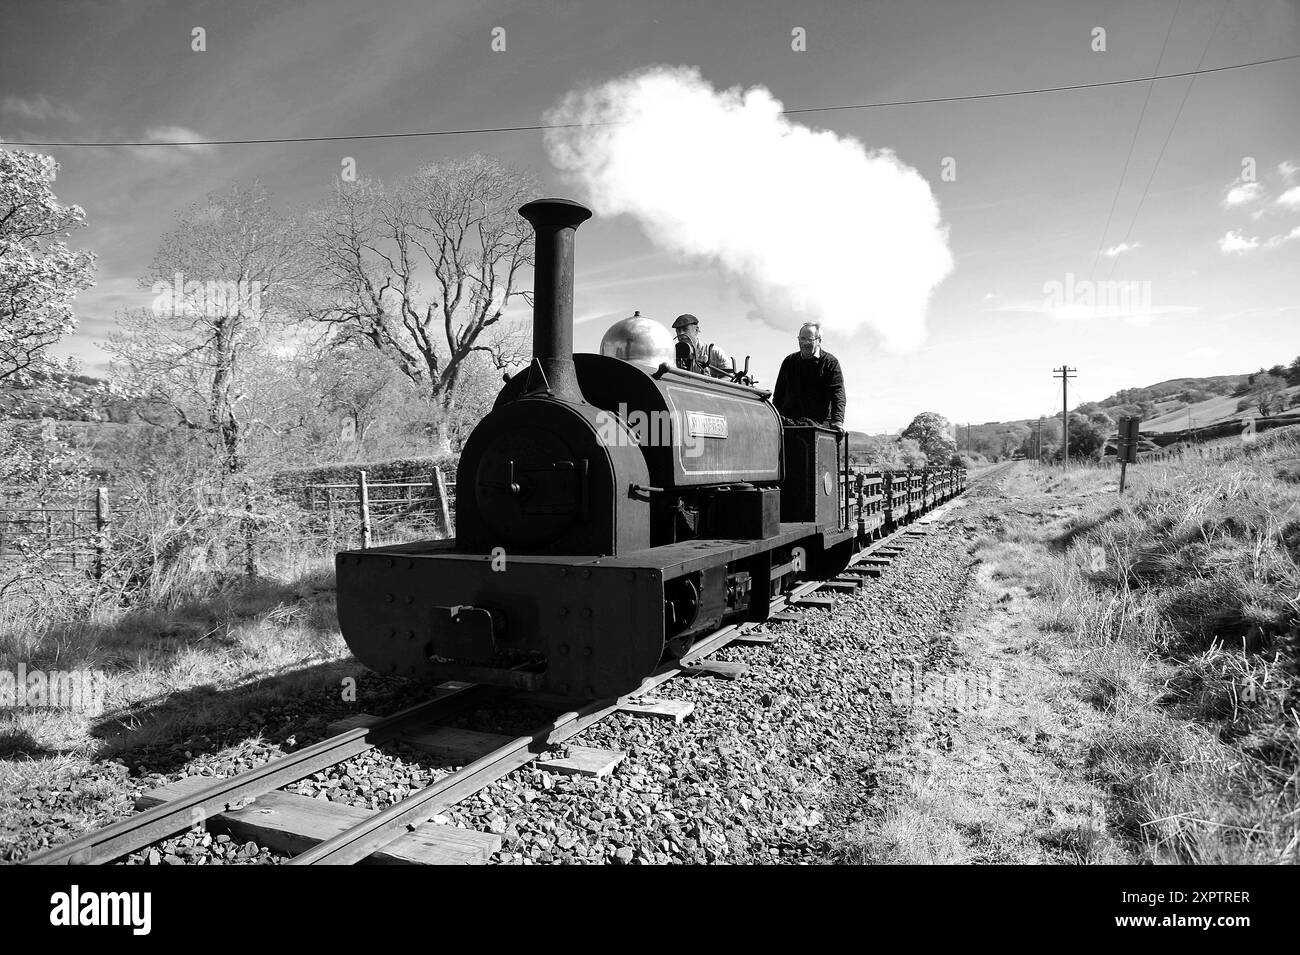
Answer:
[[849, 434, 906, 469], [1286, 356, 1300, 386], [898, 438, 928, 468], [900, 411, 956, 462], [0, 149, 96, 383], [1066, 411, 1111, 459], [1249, 371, 1285, 420], [1267, 364, 1287, 380]]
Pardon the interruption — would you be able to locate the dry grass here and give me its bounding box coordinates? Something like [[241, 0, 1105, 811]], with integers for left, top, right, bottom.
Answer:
[[0, 457, 448, 762], [846, 441, 1300, 865], [0, 556, 353, 758], [980, 435, 1300, 863]]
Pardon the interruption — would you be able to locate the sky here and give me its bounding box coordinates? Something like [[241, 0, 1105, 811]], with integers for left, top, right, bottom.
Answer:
[[2, 0, 1298, 433]]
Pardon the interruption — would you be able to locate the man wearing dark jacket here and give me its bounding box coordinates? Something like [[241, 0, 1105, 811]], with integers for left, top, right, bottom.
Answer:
[[773, 322, 846, 432]]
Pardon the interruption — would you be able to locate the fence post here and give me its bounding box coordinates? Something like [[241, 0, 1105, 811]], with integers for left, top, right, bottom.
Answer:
[[431, 467, 453, 537], [326, 486, 335, 542], [95, 486, 110, 580], [243, 478, 257, 577], [358, 470, 372, 549]]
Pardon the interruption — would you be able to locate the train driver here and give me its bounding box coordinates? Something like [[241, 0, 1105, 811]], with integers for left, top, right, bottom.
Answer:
[[672, 314, 731, 379], [773, 322, 846, 434]]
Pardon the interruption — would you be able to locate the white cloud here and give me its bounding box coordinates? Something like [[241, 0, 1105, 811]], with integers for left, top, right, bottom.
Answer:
[[1264, 225, 1300, 249], [128, 126, 216, 164], [1, 93, 79, 123], [1280, 160, 1299, 184], [1223, 181, 1263, 207], [545, 67, 953, 350], [1185, 346, 1219, 360], [1101, 241, 1142, 258], [1218, 230, 1260, 254], [1277, 186, 1300, 209]]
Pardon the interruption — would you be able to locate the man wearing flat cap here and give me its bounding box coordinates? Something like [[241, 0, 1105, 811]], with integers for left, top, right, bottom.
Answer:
[[672, 314, 731, 379]]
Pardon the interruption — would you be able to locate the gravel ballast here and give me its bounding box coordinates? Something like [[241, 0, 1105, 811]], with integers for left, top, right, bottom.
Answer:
[[438, 503, 982, 864], [7, 493, 990, 866]]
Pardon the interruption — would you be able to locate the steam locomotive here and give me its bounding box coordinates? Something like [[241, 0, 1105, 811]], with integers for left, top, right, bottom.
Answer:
[[335, 198, 965, 699]]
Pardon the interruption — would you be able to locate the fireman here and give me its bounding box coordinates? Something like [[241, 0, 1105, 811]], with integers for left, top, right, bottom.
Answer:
[[672, 314, 731, 379]]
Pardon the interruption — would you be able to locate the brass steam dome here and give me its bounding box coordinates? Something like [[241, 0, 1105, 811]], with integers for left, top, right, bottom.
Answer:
[[598, 311, 674, 368]]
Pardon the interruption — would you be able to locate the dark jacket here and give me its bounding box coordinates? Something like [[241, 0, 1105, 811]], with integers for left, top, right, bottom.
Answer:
[[773, 350, 846, 428]]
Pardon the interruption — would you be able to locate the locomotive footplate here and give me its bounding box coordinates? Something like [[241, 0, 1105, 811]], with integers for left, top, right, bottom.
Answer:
[[336, 522, 838, 699]]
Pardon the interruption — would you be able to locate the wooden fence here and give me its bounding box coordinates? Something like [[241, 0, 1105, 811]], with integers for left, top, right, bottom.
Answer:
[[0, 468, 457, 578], [299, 468, 456, 548], [0, 487, 110, 575]]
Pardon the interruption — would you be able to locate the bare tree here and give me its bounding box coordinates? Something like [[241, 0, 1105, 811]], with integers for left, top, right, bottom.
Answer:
[[301, 154, 537, 449], [304, 342, 402, 459], [106, 182, 309, 473]]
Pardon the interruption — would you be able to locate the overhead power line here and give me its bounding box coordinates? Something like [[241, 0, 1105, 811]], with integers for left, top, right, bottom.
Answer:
[[3, 51, 1297, 148], [1088, 0, 1185, 281], [1103, 0, 1233, 282]]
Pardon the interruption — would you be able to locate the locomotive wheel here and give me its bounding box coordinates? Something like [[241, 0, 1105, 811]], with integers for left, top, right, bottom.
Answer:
[[662, 576, 701, 660], [662, 633, 696, 660]]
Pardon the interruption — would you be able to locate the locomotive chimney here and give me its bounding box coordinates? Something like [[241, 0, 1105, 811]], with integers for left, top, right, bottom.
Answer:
[[518, 198, 593, 403]]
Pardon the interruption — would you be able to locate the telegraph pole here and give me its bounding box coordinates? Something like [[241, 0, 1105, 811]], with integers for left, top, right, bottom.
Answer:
[[1053, 365, 1077, 468]]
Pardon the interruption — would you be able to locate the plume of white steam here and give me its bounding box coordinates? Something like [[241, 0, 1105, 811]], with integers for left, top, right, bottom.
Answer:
[[545, 67, 953, 350]]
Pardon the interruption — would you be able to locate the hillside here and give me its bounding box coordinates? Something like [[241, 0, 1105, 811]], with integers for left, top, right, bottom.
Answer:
[[0, 367, 166, 425], [960, 362, 1299, 460], [1141, 386, 1298, 434], [1098, 375, 1250, 409]]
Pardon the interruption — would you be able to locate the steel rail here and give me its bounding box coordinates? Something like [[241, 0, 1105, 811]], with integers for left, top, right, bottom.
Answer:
[[27, 478, 968, 866], [290, 514, 939, 865], [23, 683, 483, 865]]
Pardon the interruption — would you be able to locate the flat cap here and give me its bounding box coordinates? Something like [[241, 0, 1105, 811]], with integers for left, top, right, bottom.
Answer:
[[672, 313, 699, 329]]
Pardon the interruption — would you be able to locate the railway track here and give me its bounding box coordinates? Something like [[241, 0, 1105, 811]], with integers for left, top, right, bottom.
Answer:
[[25, 492, 968, 867]]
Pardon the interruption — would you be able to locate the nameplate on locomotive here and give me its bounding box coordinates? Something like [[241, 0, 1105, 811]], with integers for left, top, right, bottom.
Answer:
[[686, 412, 728, 439]]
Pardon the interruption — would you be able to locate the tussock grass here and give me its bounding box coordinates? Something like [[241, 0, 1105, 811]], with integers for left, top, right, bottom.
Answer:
[[843, 774, 981, 865], [989, 436, 1300, 863]]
